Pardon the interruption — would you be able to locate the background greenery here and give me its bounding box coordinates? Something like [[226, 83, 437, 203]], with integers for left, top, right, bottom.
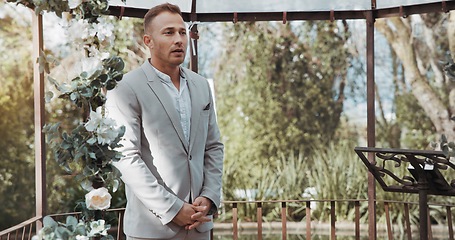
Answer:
[[1, 1, 455, 234]]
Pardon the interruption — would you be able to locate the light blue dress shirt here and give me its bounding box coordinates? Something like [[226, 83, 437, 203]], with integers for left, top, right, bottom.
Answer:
[[151, 65, 192, 144]]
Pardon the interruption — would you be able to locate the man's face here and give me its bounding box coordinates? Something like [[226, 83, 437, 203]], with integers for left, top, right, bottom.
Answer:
[[144, 11, 188, 68]]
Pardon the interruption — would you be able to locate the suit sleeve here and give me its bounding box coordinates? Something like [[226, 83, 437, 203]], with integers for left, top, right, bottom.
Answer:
[[105, 79, 183, 225], [199, 80, 224, 211]]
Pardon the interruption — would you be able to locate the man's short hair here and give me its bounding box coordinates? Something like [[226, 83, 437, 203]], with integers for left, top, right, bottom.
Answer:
[[143, 3, 183, 33]]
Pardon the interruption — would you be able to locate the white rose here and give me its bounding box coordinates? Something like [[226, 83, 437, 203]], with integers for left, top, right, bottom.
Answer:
[[85, 187, 112, 210], [68, 0, 83, 9]]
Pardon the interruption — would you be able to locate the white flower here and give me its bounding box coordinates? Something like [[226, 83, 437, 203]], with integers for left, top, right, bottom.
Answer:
[[81, 56, 103, 78], [85, 107, 103, 131], [68, 0, 83, 9], [75, 235, 89, 240], [85, 187, 112, 210], [92, 18, 115, 43], [85, 107, 122, 145], [88, 220, 109, 236], [67, 19, 90, 40]]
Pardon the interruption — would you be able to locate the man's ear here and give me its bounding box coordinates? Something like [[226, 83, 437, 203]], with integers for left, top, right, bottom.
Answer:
[[143, 35, 153, 48]]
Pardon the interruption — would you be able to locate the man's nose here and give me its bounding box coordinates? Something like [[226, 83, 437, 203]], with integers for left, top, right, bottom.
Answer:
[[173, 33, 186, 45]]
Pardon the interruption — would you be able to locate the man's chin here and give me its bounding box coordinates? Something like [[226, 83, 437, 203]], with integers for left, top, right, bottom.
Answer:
[[170, 58, 185, 65]]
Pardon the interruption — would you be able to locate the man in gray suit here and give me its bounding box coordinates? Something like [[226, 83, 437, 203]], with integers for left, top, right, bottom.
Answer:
[[105, 3, 224, 240]]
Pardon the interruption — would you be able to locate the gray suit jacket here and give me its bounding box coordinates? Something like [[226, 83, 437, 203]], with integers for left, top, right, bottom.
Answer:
[[105, 61, 224, 238]]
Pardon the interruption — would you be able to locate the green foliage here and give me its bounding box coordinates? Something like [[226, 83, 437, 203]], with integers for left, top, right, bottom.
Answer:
[[394, 93, 437, 149], [0, 5, 35, 229], [47, 56, 124, 110], [218, 150, 308, 223], [37, 216, 113, 240], [107, 17, 146, 71], [218, 140, 423, 232], [216, 21, 351, 194], [439, 133, 455, 157], [43, 55, 125, 191], [304, 141, 369, 222], [1, 0, 128, 233]]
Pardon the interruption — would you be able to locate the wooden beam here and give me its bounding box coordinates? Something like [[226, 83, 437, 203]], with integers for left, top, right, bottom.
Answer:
[[107, 1, 455, 21]]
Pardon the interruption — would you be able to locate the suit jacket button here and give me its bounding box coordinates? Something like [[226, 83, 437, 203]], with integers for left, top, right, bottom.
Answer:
[[189, 155, 192, 160]]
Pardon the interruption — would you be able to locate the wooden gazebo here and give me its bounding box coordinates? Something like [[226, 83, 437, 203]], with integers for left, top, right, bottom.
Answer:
[[13, 0, 455, 239]]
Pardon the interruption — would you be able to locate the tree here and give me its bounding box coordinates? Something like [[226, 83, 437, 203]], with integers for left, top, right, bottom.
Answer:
[[375, 13, 455, 143], [214, 21, 351, 198], [0, 3, 36, 229]]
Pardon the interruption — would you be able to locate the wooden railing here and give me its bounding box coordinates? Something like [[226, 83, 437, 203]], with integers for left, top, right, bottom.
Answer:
[[0, 209, 126, 240], [1, 199, 455, 240], [220, 199, 455, 239]]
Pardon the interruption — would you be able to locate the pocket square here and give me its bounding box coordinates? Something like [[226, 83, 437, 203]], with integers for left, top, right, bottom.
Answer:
[[203, 103, 211, 110]]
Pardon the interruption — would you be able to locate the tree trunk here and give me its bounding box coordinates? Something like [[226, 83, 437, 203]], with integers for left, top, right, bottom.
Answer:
[[376, 17, 455, 140]]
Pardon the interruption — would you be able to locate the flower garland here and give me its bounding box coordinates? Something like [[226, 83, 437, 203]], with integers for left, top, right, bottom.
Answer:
[[6, 0, 127, 239]]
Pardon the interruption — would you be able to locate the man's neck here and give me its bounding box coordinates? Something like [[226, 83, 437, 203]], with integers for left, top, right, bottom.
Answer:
[[149, 59, 181, 90]]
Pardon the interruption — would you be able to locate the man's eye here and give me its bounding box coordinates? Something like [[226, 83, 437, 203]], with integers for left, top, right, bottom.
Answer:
[[164, 31, 172, 35], [180, 31, 187, 35]]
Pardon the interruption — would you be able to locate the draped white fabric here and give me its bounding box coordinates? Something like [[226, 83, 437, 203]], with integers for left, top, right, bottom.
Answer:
[[108, 0, 447, 12], [377, 0, 442, 8]]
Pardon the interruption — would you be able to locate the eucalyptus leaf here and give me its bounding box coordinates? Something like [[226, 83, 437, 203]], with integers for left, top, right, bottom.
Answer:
[[74, 151, 84, 162], [103, 235, 115, 240], [112, 179, 119, 192], [98, 74, 109, 83], [70, 92, 79, 101], [81, 179, 94, 191], [74, 223, 86, 236], [45, 91, 54, 103], [62, 163, 73, 174], [47, 76, 60, 89], [37, 51, 50, 74], [80, 71, 88, 78], [80, 87, 94, 98], [61, 141, 72, 150], [55, 226, 71, 239], [83, 165, 96, 175], [114, 58, 125, 71], [91, 79, 102, 89], [43, 216, 58, 229], [90, 69, 103, 79], [66, 216, 78, 229], [106, 80, 116, 90], [112, 72, 123, 82], [87, 137, 96, 145]]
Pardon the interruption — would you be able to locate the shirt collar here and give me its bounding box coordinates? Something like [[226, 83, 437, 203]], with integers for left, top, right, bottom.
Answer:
[[147, 60, 186, 83]]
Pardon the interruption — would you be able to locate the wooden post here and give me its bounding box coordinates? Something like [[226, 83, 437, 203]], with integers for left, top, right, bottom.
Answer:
[[366, 9, 377, 240], [32, 9, 46, 230]]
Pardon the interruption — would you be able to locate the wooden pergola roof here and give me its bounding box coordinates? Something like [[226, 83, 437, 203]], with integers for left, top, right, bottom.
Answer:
[[106, 0, 455, 21]]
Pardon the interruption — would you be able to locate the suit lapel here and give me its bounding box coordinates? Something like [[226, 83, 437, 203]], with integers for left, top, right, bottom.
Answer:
[[141, 62, 189, 152], [187, 74, 200, 154]]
